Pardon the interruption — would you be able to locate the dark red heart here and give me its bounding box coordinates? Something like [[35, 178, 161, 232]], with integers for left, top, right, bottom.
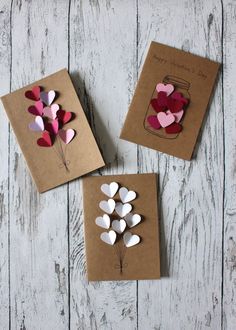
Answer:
[[37, 131, 52, 147], [45, 119, 59, 135], [171, 91, 189, 105], [25, 86, 41, 101], [28, 101, 44, 116], [165, 122, 182, 134], [57, 110, 72, 125], [147, 115, 161, 129], [156, 91, 168, 107], [167, 97, 184, 113], [150, 99, 165, 113]]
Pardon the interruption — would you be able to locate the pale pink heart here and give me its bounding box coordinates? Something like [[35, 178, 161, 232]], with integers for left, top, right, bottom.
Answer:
[[28, 116, 44, 131], [157, 111, 175, 128], [58, 129, 75, 144], [43, 104, 59, 119], [156, 83, 174, 96], [167, 110, 184, 123], [40, 90, 56, 106]]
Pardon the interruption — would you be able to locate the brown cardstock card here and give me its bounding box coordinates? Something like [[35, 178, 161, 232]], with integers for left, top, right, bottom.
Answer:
[[1, 69, 105, 192], [83, 173, 160, 281], [120, 41, 220, 160]]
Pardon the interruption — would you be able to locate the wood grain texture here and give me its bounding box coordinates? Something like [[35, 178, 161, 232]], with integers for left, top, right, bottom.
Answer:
[[0, 0, 235, 329], [9, 0, 69, 329], [0, 0, 10, 328], [69, 1, 138, 329], [137, 1, 223, 329], [223, 1, 236, 329]]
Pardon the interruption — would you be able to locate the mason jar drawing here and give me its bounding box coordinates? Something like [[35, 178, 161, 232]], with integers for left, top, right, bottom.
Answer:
[[144, 75, 190, 139]]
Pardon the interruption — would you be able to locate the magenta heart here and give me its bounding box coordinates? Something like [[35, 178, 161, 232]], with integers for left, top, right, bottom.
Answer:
[[28, 101, 44, 116], [43, 104, 59, 119], [147, 115, 161, 129], [58, 129, 75, 144], [45, 119, 59, 135], [157, 111, 175, 128], [40, 90, 56, 106], [156, 83, 174, 96], [171, 91, 189, 105], [167, 110, 184, 123], [28, 116, 44, 131]]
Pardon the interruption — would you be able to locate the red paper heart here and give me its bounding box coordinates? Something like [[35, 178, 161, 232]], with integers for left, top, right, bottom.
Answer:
[[171, 91, 189, 105], [37, 131, 52, 147], [165, 122, 182, 134], [157, 91, 168, 107], [28, 101, 44, 116], [45, 119, 59, 135], [25, 86, 40, 101], [147, 115, 161, 129], [150, 99, 165, 113], [57, 110, 72, 125], [167, 97, 184, 113]]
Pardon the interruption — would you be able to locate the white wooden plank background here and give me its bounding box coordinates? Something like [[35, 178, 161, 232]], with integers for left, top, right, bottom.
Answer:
[[0, 0, 235, 329]]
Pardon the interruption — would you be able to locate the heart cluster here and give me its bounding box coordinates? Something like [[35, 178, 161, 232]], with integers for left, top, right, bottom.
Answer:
[[147, 83, 189, 134], [96, 182, 141, 248], [25, 86, 76, 147]]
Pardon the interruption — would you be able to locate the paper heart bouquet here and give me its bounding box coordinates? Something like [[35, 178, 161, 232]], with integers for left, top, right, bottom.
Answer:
[[83, 173, 160, 281], [1, 69, 104, 192], [26, 85, 76, 170], [97, 182, 141, 273]]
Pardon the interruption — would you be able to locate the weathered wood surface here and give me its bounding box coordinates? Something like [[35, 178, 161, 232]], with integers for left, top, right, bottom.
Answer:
[[0, 0, 235, 329]]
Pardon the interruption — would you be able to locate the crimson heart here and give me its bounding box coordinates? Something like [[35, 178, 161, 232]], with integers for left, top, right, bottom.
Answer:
[[167, 97, 184, 113], [37, 131, 52, 147], [45, 119, 59, 135], [156, 91, 168, 107], [57, 110, 72, 125], [150, 99, 165, 113], [171, 91, 189, 105], [28, 101, 44, 116], [165, 122, 182, 134], [25, 86, 41, 101], [147, 115, 161, 129]]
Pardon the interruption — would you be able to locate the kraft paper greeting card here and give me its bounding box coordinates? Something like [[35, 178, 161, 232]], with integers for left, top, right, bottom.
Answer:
[[120, 41, 220, 160], [1, 69, 105, 192], [83, 173, 160, 281]]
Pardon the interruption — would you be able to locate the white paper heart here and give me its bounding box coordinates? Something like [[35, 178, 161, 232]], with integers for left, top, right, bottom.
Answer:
[[28, 115, 44, 131], [101, 182, 119, 198], [119, 187, 136, 203], [115, 202, 132, 217], [123, 232, 140, 247], [95, 214, 110, 229], [111, 219, 126, 234], [40, 90, 56, 106], [124, 213, 141, 228], [100, 230, 116, 245], [99, 199, 115, 214]]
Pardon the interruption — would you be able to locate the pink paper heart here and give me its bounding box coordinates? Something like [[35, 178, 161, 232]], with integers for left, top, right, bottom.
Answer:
[[40, 90, 56, 106], [58, 129, 75, 144], [43, 104, 59, 119], [28, 100, 44, 116], [157, 111, 175, 128], [156, 83, 174, 96], [28, 116, 44, 131], [167, 110, 184, 123], [45, 119, 59, 135]]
